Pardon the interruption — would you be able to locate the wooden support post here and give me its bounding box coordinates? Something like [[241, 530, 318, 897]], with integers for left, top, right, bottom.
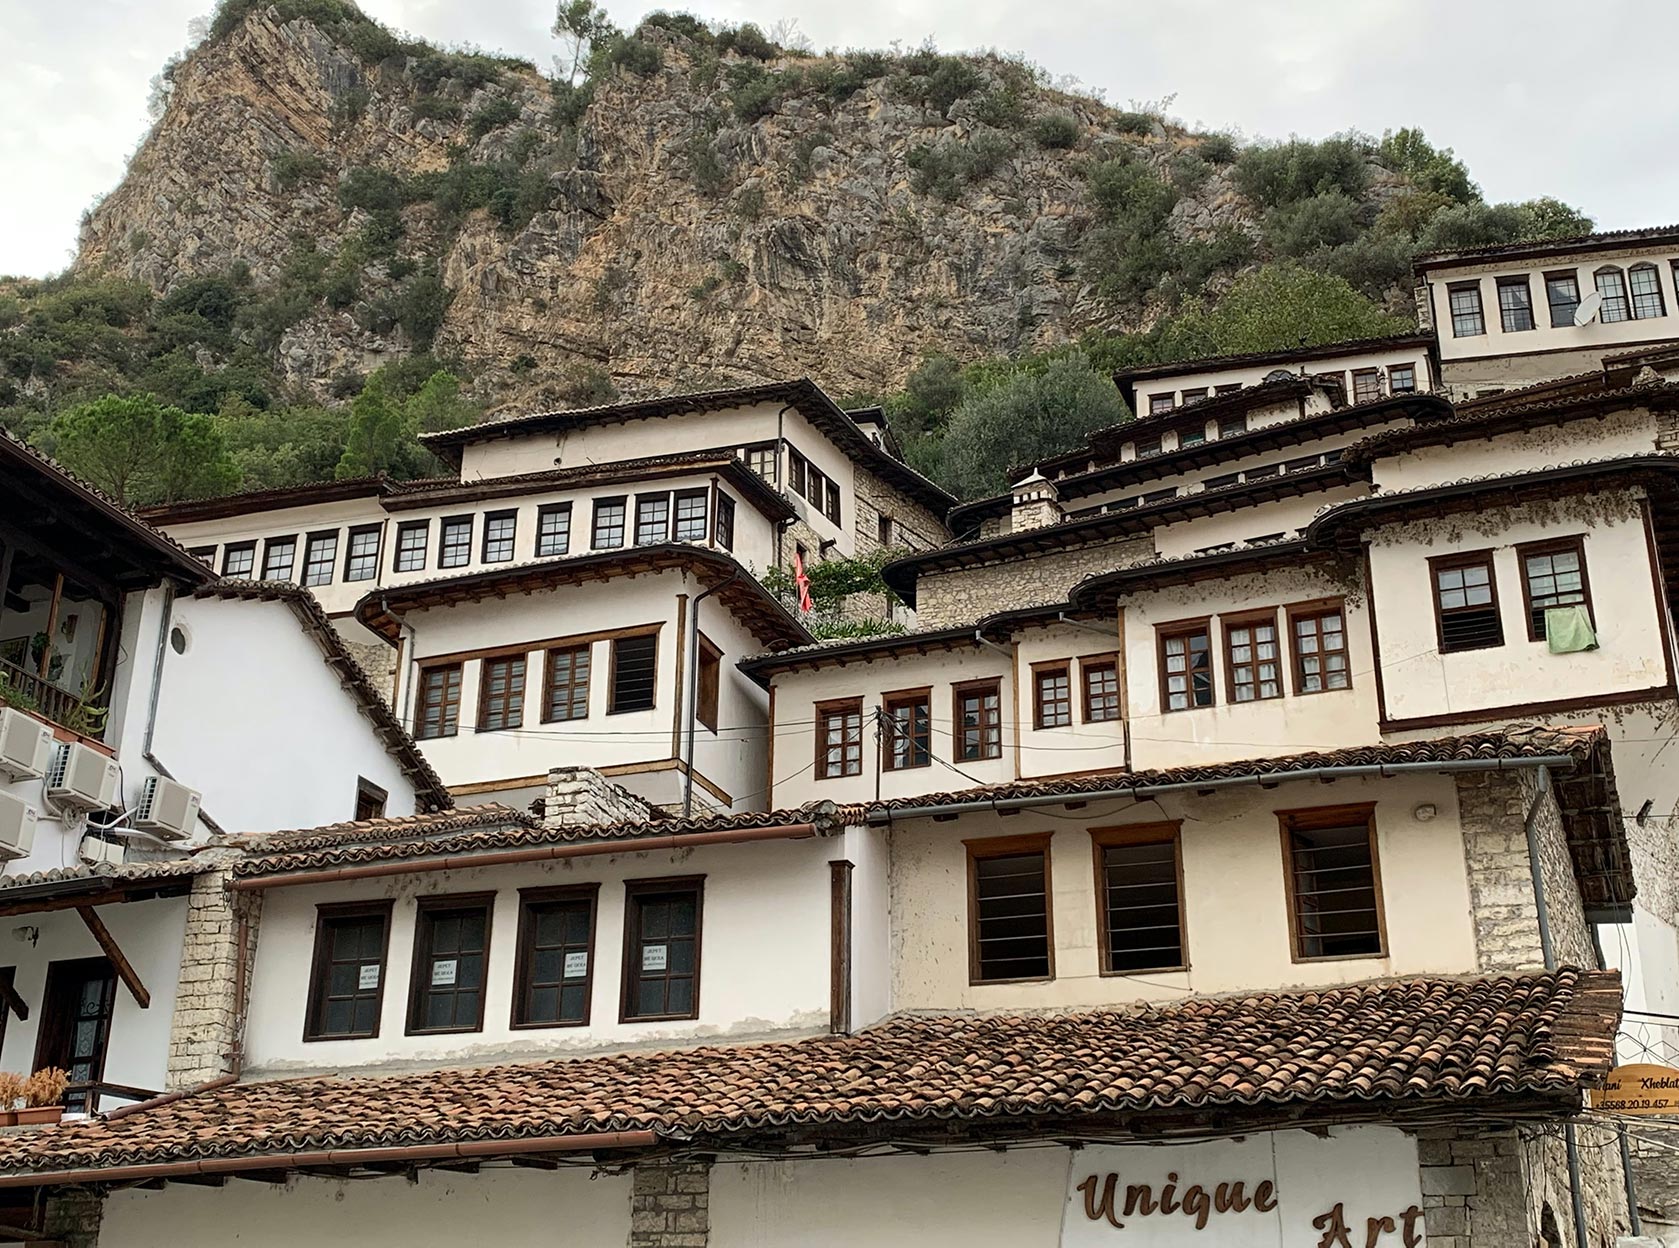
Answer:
[[829, 860, 853, 1035], [75, 907, 149, 1009]]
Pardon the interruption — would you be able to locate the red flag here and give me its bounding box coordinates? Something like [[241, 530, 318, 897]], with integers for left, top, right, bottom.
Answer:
[[793, 549, 814, 614]]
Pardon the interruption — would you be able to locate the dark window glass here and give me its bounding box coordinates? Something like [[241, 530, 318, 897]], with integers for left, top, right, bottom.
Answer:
[[1388, 364, 1416, 393], [623, 883, 701, 1021], [536, 504, 572, 557], [354, 778, 387, 821], [416, 664, 462, 739], [543, 645, 590, 722], [1135, 437, 1162, 458], [1351, 369, 1382, 402], [1521, 539, 1590, 641], [1433, 555, 1503, 652], [394, 522, 428, 573], [409, 899, 490, 1034], [744, 444, 778, 484], [477, 655, 526, 731], [221, 542, 256, 577], [824, 479, 842, 524], [592, 498, 626, 549], [439, 517, 472, 568], [482, 510, 517, 563], [1630, 265, 1667, 320], [955, 681, 1002, 761], [788, 450, 807, 497], [344, 525, 381, 581], [515, 889, 596, 1027], [970, 842, 1051, 983], [1097, 831, 1184, 973], [817, 700, 863, 778], [609, 633, 657, 712], [305, 907, 389, 1041], [673, 489, 709, 542], [1217, 414, 1247, 438], [714, 495, 736, 550], [1178, 426, 1206, 448], [1161, 625, 1213, 711], [1448, 283, 1485, 337], [302, 532, 338, 586], [261, 536, 297, 581], [35, 958, 117, 1112], [1545, 271, 1582, 327], [1034, 665, 1071, 728], [1225, 616, 1281, 702], [1285, 810, 1383, 959], [1292, 609, 1350, 692], [883, 691, 931, 770], [696, 637, 721, 732], [1596, 268, 1631, 322], [1180, 387, 1208, 405], [1497, 277, 1536, 332], [635, 494, 670, 545], [188, 545, 215, 566], [1147, 394, 1174, 415], [1082, 661, 1119, 722]]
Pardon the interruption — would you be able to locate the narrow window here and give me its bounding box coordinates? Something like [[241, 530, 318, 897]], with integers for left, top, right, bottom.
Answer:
[[393, 521, 429, 572], [1217, 415, 1247, 440], [1135, 436, 1162, 458], [344, 524, 381, 582], [714, 495, 736, 550], [1629, 264, 1667, 320], [954, 679, 1002, 761], [439, 516, 473, 568], [881, 688, 930, 770], [477, 655, 526, 732], [967, 835, 1053, 984], [1033, 663, 1072, 729], [536, 503, 572, 557], [805, 464, 827, 509], [1147, 394, 1174, 415], [1081, 658, 1120, 723], [634, 493, 670, 545], [415, 663, 463, 739], [824, 478, 842, 525], [1178, 426, 1207, 448], [514, 886, 597, 1028], [1431, 552, 1503, 652], [744, 443, 778, 484], [1447, 281, 1485, 337], [353, 778, 387, 821], [609, 633, 657, 713], [304, 903, 392, 1041], [221, 541, 256, 577], [672, 489, 709, 542], [543, 644, 590, 722], [816, 698, 864, 778], [482, 510, 517, 563], [1351, 368, 1382, 402], [302, 531, 339, 586], [1545, 270, 1581, 327], [876, 513, 894, 547], [1387, 363, 1417, 393], [1159, 621, 1214, 711], [1289, 603, 1351, 693], [1092, 824, 1185, 973], [261, 536, 297, 581], [1142, 487, 1176, 505], [1518, 537, 1592, 642], [1595, 267, 1631, 322], [1223, 612, 1281, 703], [788, 449, 808, 497], [34, 958, 117, 1111], [621, 879, 702, 1022], [1496, 276, 1536, 332], [1281, 805, 1385, 960], [188, 545, 216, 566], [408, 896, 492, 1035], [696, 635, 721, 732], [592, 497, 627, 549], [1180, 387, 1209, 405]]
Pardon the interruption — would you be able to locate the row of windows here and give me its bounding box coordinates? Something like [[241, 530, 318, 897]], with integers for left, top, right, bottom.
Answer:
[[1142, 363, 1418, 418], [742, 442, 845, 528], [966, 804, 1383, 984], [1430, 536, 1591, 653], [1448, 262, 1677, 337], [1065, 450, 1345, 520], [1156, 601, 1350, 712], [305, 877, 705, 1040]]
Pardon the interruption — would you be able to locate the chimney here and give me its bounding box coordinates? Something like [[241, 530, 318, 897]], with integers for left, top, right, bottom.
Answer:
[[1010, 471, 1063, 532], [540, 766, 659, 827]]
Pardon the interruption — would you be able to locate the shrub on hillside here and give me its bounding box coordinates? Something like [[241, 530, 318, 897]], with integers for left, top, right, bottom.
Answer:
[[1031, 114, 1079, 150], [1234, 135, 1369, 207]]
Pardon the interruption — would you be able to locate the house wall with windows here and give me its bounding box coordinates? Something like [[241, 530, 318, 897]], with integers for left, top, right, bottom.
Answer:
[[1368, 408, 1659, 494], [1151, 483, 1371, 558], [1127, 345, 1434, 415]]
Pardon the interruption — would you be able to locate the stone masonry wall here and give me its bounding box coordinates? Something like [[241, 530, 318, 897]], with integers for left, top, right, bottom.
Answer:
[[42, 1187, 103, 1248], [630, 1159, 711, 1248], [542, 765, 659, 826], [166, 857, 262, 1090], [913, 535, 1154, 629]]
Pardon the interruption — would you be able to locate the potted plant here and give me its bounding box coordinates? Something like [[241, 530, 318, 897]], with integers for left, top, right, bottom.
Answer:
[[16, 1069, 68, 1124], [0, 1073, 23, 1126]]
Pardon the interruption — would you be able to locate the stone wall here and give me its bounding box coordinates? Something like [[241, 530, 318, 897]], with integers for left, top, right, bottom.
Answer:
[[852, 470, 948, 558], [629, 1159, 711, 1248], [541, 765, 659, 826], [42, 1187, 103, 1248], [913, 535, 1153, 629], [165, 856, 262, 1090]]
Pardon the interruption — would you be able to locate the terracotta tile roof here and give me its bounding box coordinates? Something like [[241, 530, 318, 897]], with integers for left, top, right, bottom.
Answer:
[[1110, 333, 1436, 392], [0, 969, 1618, 1178], [0, 857, 206, 894], [1415, 223, 1679, 270], [136, 475, 410, 525]]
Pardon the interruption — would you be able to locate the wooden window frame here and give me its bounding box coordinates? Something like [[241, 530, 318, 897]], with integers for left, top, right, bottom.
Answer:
[[1216, 414, 1247, 438], [880, 686, 931, 771], [1080, 654, 1121, 723], [1387, 363, 1417, 393], [1545, 269, 1582, 327], [220, 541, 257, 578], [343, 523, 382, 582], [964, 832, 1055, 986], [815, 696, 865, 780], [1090, 822, 1187, 976], [1428, 550, 1504, 653], [619, 877, 704, 1024], [481, 509, 518, 563], [952, 678, 1003, 762], [1495, 275, 1537, 333], [303, 900, 394, 1042], [713, 494, 736, 551], [511, 884, 599, 1030], [542, 643, 591, 723], [1350, 368, 1382, 402], [672, 488, 709, 543], [261, 535, 298, 581], [414, 662, 463, 740], [607, 629, 660, 714], [743, 442, 778, 486], [405, 892, 496, 1037], [1595, 266, 1632, 322], [353, 777, 388, 821], [393, 520, 429, 573], [1285, 597, 1352, 696], [476, 653, 527, 733], [634, 492, 672, 546], [1277, 803, 1387, 963], [302, 529, 339, 587], [1629, 263, 1667, 320], [536, 503, 572, 557], [591, 497, 627, 550], [1221, 608, 1282, 705], [35, 957, 117, 1111], [1157, 617, 1215, 713], [1146, 393, 1174, 416], [1446, 280, 1485, 337], [695, 634, 722, 733], [438, 515, 474, 569], [1031, 661, 1073, 730], [1515, 535, 1594, 643]]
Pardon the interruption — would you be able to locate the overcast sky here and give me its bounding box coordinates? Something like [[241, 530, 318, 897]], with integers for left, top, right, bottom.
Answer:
[[3, 0, 1674, 278]]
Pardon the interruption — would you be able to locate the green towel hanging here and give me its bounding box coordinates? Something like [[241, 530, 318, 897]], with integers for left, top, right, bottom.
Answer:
[[1545, 605, 1597, 654]]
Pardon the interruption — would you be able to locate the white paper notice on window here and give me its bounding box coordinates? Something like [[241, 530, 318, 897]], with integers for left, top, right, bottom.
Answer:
[[357, 963, 380, 991], [564, 951, 589, 979], [431, 959, 458, 987], [641, 944, 667, 972]]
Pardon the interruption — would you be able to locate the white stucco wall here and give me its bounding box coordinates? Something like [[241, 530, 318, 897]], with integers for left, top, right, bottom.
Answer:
[[242, 836, 834, 1075], [1368, 409, 1659, 495], [1127, 346, 1435, 415], [1152, 484, 1370, 558], [842, 823, 892, 1030]]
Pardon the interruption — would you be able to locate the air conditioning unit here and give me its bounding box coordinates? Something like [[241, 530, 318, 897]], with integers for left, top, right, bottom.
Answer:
[[0, 790, 37, 861], [45, 742, 121, 813], [0, 709, 53, 782], [133, 776, 201, 841], [78, 833, 123, 866]]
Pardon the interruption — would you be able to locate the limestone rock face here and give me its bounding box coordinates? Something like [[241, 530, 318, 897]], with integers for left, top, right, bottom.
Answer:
[[78, 10, 1255, 403]]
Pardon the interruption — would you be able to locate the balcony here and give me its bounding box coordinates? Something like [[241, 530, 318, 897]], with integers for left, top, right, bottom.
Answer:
[[0, 656, 104, 739]]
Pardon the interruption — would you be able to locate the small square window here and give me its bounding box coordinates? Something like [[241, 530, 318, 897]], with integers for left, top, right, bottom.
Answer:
[[1351, 368, 1382, 402], [1217, 414, 1247, 438], [221, 542, 256, 577], [482, 510, 517, 563], [1388, 364, 1417, 393], [1180, 388, 1208, 406], [1147, 394, 1174, 416], [592, 498, 627, 550]]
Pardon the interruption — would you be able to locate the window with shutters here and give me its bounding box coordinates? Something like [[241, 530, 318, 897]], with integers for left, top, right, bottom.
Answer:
[[477, 655, 526, 731], [304, 902, 393, 1041], [393, 521, 428, 572], [1223, 612, 1281, 703], [673, 489, 709, 542], [592, 498, 627, 549], [303, 531, 338, 586], [954, 679, 1002, 761], [634, 493, 670, 545], [1033, 663, 1072, 729], [816, 698, 863, 778], [1447, 282, 1485, 336], [1280, 804, 1385, 960], [536, 503, 572, 557], [439, 516, 473, 568], [1430, 552, 1503, 652], [609, 633, 657, 713], [1159, 621, 1214, 711], [221, 542, 256, 577], [1081, 658, 1120, 722], [344, 525, 381, 581], [514, 886, 597, 1028], [621, 879, 702, 1022], [1092, 824, 1186, 974], [714, 494, 736, 550], [881, 688, 930, 770], [1289, 603, 1351, 693], [1546, 271, 1581, 327], [415, 663, 462, 740], [482, 510, 517, 563], [1496, 276, 1536, 332], [1517, 537, 1592, 642], [407, 896, 492, 1035], [543, 645, 590, 722], [966, 834, 1053, 984], [696, 635, 721, 732], [262, 536, 297, 581]]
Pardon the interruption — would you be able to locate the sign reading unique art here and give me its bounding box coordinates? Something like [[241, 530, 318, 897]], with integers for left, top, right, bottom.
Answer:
[[1590, 1064, 1679, 1115], [1060, 1129, 1423, 1248], [431, 959, 457, 987], [357, 963, 380, 991], [564, 951, 589, 979], [642, 945, 667, 972]]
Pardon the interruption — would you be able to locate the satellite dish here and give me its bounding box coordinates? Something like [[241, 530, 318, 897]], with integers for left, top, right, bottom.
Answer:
[[1573, 290, 1602, 327]]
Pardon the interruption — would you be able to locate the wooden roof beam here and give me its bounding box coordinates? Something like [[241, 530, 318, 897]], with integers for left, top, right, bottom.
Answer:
[[75, 906, 149, 1009]]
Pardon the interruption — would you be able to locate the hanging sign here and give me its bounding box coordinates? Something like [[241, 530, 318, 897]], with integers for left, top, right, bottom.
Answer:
[[1590, 1064, 1679, 1115]]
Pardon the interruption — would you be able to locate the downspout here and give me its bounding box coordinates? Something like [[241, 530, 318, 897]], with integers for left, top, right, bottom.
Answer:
[[383, 595, 418, 730], [773, 403, 794, 572], [140, 582, 227, 836], [683, 569, 738, 817]]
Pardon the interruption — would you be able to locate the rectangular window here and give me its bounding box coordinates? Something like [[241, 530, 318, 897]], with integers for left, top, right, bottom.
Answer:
[[609, 632, 657, 713], [967, 834, 1053, 984], [621, 879, 702, 1022], [671, 489, 709, 543], [1092, 824, 1185, 974], [1448, 281, 1485, 337], [304, 903, 392, 1041], [477, 655, 526, 732], [1217, 414, 1248, 438], [1285, 454, 1321, 474], [482, 510, 517, 563], [882, 688, 931, 771], [1033, 662, 1072, 729], [1630, 265, 1667, 320], [696, 635, 721, 732], [1134, 437, 1162, 458], [1289, 603, 1351, 693], [1518, 537, 1591, 642], [221, 541, 256, 577], [788, 449, 808, 497], [1223, 612, 1281, 703], [804, 464, 827, 510], [536, 503, 572, 557], [513, 886, 597, 1028], [824, 478, 842, 525], [1180, 387, 1209, 405], [188, 545, 215, 566], [744, 443, 778, 485], [302, 531, 338, 586], [1351, 368, 1382, 402], [877, 513, 895, 547], [592, 497, 627, 550], [407, 895, 491, 1035], [1081, 658, 1120, 723], [415, 663, 463, 739], [1178, 426, 1206, 448], [1204, 472, 1240, 490], [1281, 805, 1384, 960], [543, 644, 590, 722], [34, 958, 116, 1112], [354, 778, 387, 821], [1431, 552, 1503, 652], [1142, 487, 1176, 505], [1546, 271, 1581, 327], [261, 536, 297, 581], [344, 524, 381, 582], [714, 494, 736, 550], [817, 698, 864, 778], [1496, 276, 1536, 332], [393, 521, 428, 573], [1388, 364, 1416, 393], [1596, 268, 1631, 322], [954, 679, 1002, 761], [1159, 621, 1214, 711], [439, 516, 473, 568], [1147, 394, 1174, 415], [634, 493, 670, 545]]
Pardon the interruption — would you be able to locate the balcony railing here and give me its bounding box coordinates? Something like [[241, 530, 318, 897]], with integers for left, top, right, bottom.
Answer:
[[0, 656, 91, 735]]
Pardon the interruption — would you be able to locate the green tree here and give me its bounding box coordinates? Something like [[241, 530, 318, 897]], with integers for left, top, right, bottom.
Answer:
[[47, 393, 240, 504], [218, 396, 348, 489], [335, 367, 477, 480], [552, 0, 616, 85], [1376, 128, 1479, 204], [1161, 262, 1411, 359]]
